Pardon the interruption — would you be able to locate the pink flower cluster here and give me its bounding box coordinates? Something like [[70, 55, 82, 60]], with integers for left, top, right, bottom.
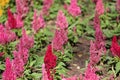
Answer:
[[32, 10, 45, 33], [83, 64, 100, 80], [68, 0, 81, 17], [17, 29, 34, 49], [5, 8, 24, 29], [110, 36, 120, 57], [52, 10, 68, 51], [2, 58, 17, 80], [94, 14, 106, 53], [0, 24, 16, 45], [15, 0, 29, 17], [95, 0, 104, 15], [44, 45, 57, 80], [42, 0, 54, 15], [42, 63, 49, 80], [56, 10, 68, 29]]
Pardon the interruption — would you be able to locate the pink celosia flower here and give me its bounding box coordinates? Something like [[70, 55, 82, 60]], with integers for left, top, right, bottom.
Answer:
[[44, 44, 57, 80], [2, 58, 16, 80], [116, 0, 120, 13], [95, 0, 104, 15], [7, 8, 17, 29], [68, 0, 81, 17], [52, 29, 68, 51], [56, 10, 68, 29], [42, 0, 54, 15], [12, 51, 24, 77], [14, 14, 24, 28], [62, 75, 77, 80], [16, 0, 29, 17], [94, 14, 106, 53], [110, 36, 120, 57], [42, 63, 49, 80], [32, 10, 45, 33], [89, 40, 102, 65], [84, 64, 100, 80], [18, 29, 34, 49], [0, 25, 16, 45]]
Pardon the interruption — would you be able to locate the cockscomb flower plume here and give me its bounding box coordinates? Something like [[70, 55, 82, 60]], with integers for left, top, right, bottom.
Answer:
[[12, 51, 25, 77], [32, 10, 45, 33], [7, 8, 17, 29], [94, 14, 106, 54], [52, 29, 68, 51], [110, 36, 120, 58], [44, 45, 57, 80], [84, 64, 100, 80], [42, 0, 54, 15], [68, 0, 81, 17], [0, 24, 16, 45], [95, 0, 104, 15], [2, 58, 16, 80], [56, 10, 68, 29], [18, 29, 34, 49], [15, 0, 29, 17]]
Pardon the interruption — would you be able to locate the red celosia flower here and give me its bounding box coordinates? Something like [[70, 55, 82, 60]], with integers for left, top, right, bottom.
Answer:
[[12, 51, 25, 77], [18, 29, 34, 49], [56, 10, 68, 29], [16, 0, 29, 17], [42, 63, 49, 80], [83, 64, 100, 80], [2, 58, 16, 80], [32, 10, 45, 33], [110, 36, 120, 57], [7, 8, 17, 29], [42, 0, 54, 15], [68, 0, 81, 17], [44, 45, 57, 80], [52, 29, 68, 51], [116, 0, 120, 13], [92, 0, 98, 4], [95, 0, 104, 15]]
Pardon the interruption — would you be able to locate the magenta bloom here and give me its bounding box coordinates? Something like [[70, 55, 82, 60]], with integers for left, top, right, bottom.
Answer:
[[2, 58, 16, 80], [89, 40, 102, 65], [6, 9, 24, 29], [56, 10, 68, 29], [42, 0, 54, 15], [84, 64, 100, 80], [94, 14, 106, 53], [0, 24, 16, 45], [52, 29, 68, 51], [18, 29, 34, 49], [95, 0, 104, 15], [16, 0, 29, 17], [7, 8, 17, 29], [32, 10, 45, 33], [44, 45, 57, 80], [110, 36, 120, 57], [116, 0, 120, 13], [12, 51, 25, 77], [42, 63, 49, 80], [68, 0, 81, 17]]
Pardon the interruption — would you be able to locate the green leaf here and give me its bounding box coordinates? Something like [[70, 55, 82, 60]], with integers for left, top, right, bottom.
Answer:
[[115, 61, 120, 74]]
